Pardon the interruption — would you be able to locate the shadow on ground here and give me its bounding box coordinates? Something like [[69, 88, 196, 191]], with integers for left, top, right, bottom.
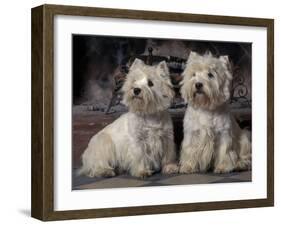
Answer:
[[73, 170, 252, 190]]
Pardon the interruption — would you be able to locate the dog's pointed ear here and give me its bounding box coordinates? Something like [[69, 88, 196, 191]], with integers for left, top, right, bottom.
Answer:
[[204, 51, 213, 57], [187, 51, 199, 64], [157, 61, 169, 78], [219, 55, 230, 65], [219, 55, 232, 78], [130, 58, 144, 71]]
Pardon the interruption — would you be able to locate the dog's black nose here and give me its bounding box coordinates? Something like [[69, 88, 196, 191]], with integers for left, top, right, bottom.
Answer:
[[133, 88, 141, 95], [195, 82, 203, 90]]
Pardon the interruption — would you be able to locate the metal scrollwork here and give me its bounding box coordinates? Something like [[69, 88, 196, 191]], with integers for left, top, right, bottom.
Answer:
[[230, 72, 251, 108], [105, 46, 252, 114]]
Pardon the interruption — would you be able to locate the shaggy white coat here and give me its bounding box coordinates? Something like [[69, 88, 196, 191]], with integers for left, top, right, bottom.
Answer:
[[79, 59, 178, 178], [180, 52, 251, 173]]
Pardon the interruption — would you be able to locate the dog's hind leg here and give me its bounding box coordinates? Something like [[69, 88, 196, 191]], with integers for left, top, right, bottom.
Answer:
[[236, 130, 251, 171], [214, 131, 238, 173], [78, 132, 117, 178], [161, 135, 178, 174]]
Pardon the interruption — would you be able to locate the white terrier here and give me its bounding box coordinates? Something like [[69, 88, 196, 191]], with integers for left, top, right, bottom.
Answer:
[[179, 52, 251, 174], [79, 58, 178, 178]]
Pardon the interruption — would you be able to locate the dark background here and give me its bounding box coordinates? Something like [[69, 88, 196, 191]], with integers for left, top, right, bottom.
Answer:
[[72, 35, 252, 107]]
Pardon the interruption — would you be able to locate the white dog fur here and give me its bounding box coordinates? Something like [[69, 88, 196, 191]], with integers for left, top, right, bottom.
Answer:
[[79, 58, 178, 178], [179, 51, 251, 174]]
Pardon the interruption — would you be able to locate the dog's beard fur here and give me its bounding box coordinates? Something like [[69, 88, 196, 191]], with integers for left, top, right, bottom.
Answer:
[[122, 59, 174, 115], [123, 86, 172, 114], [188, 83, 212, 109], [184, 79, 226, 110]]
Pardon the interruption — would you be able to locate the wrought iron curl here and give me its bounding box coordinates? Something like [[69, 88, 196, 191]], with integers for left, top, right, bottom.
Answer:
[[232, 74, 248, 98]]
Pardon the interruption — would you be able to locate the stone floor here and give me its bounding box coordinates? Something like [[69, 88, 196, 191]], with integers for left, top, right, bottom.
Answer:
[[73, 170, 252, 190]]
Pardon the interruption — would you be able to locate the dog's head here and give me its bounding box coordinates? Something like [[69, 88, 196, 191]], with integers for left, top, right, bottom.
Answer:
[[180, 51, 232, 110], [122, 58, 174, 114]]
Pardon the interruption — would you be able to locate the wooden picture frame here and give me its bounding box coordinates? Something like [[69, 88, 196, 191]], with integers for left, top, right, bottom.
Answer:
[[31, 4, 274, 221]]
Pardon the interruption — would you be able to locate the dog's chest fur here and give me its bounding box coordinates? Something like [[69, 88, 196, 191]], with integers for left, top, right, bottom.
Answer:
[[127, 112, 171, 160], [129, 112, 170, 142], [185, 105, 232, 134]]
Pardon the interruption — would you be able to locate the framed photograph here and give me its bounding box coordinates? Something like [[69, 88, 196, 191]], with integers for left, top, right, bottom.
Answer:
[[31, 4, 274, 221]]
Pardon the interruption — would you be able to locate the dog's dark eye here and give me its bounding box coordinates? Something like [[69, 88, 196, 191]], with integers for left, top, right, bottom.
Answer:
[[192, 73, 196, 77], [148, 80, 154, 87], [208, 73, 214, 78]]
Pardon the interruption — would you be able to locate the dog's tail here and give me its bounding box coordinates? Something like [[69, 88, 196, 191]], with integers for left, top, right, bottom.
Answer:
[[236, 129, 252, 170], [76, 165, 87, 177], [76, 148, 90, 177]]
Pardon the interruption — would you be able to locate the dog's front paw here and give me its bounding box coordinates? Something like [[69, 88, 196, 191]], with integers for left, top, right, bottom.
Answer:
[[133, 170, 153, 179], [179, 163, 198, 174], [92, 168, 116, 178], [235, 159, 251, 171], [214, 164, 233, 174], [162, 163, 179, 174]]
